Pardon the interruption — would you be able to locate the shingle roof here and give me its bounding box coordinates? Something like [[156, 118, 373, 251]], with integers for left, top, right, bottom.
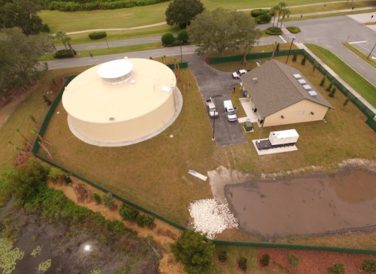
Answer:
[[241, 60, 332, 118]]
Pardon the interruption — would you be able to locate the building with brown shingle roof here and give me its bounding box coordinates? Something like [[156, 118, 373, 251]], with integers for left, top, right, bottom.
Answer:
[[241, 60, 332, 127]]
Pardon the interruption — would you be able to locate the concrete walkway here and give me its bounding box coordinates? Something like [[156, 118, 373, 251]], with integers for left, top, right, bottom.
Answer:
[[66, 22, 166, 35]]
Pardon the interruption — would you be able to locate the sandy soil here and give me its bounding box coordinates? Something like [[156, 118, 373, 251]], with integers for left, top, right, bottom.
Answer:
[[50, 179, 185, 274], [225, 167, 376, 239]]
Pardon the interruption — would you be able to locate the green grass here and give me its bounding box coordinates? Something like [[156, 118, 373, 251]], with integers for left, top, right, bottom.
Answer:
[[40, 42, 162, 61], [40, 69, 215, 226], [344, 42, 376, 69], [39, 0, 374, 33], [306, 44, 376, 107]]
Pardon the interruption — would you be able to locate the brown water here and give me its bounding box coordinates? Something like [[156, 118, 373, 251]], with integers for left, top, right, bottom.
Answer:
[[225, 168, 376, 239]]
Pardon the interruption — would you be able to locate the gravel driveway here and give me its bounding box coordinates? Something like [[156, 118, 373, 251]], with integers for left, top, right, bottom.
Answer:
[[185, 54, 246, 145]]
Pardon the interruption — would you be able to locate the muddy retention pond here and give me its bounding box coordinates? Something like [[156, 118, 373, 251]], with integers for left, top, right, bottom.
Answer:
[[225, 168, 376, 239]]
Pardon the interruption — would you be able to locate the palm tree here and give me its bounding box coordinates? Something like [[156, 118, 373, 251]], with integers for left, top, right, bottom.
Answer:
[[55, 31, 75, 55], [271, 2, 289, 28], [279, 4, 290, 27]]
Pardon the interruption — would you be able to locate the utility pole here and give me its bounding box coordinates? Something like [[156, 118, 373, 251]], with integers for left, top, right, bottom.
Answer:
[[180, 44, 183, 63], [105, 36, 109, 49], [367, 41, 376, 59], [285, 37, 295, 64]]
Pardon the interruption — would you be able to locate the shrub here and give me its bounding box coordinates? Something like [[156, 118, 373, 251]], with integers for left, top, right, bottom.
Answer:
[[292, 54, 297, 62], [251, 9, 269, 17], [136, 214, 155, 228], [218, 250, 227, 262], [161, 33, 175, 46], [88, 31, 107, 40], [93, 193, 101, 204], [329, 87, 336, 97], [102, 192, 116, 210], [238, 257, 247, 271], [256, 13, 272, 24], [53, 49, 76, 59], [301, 56, 306, 65], [48, 167, 65, 183], [265, 27, 282, 35], [288, 254, 299, 267], [328, 263, 345, 274], [260, 254, 270, 267], [326, 82, 333, 92], [320, 77, 326, 86], [63, 175, 72, 184], [361, 258, 376, 273], [287, 26, 301, 33], [177, 30, 189, 44], [171, 231, 215, 274], [119, 203, 139, 221]]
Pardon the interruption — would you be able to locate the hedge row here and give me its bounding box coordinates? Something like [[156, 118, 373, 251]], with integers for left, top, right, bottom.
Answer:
[[89, 31, 107, 40], [44, 0, 168, 11], [54, 49, 77, 59]]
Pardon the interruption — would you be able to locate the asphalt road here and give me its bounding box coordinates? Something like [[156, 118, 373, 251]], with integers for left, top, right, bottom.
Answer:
[[288, 15, 376, 86]]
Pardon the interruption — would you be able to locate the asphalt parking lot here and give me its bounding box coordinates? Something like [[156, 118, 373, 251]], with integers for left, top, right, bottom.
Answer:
[[185, 54, 246, 145]]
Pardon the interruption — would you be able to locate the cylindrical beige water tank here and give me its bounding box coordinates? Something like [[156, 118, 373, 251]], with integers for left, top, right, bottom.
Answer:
[[62, 58, 183, 147]]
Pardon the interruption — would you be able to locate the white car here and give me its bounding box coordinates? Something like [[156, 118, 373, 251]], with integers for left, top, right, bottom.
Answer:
[[223, 100, 238, 122], [205, 98, 219, 118], [238, 69, 247, 75], [232, 71, 240, 79]]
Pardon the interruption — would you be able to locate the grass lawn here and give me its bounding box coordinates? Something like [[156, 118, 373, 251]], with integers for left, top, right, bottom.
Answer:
[[40, 69, 215, 226], [210, 54, 376, 175], [0, 67, 89, 170], [40, 42, 162, 61], [306, 44, 376, 107], [39, 0, 370, 33], [344, 42, 376, 69]]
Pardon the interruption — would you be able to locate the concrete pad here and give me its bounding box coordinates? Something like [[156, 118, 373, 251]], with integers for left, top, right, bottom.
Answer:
[[252, 139, 298, 155], [237, 117, 249, 123], [239, 98, 259, 123], [348, 12, 376, 24]]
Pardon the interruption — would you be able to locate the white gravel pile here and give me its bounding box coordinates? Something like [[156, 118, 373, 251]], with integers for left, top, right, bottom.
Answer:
[[189, 199, 238, 239]]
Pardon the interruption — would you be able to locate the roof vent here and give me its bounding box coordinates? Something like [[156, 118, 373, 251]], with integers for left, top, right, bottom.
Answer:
[[252, 77, 258, 83], [302, 84, 312, 90], [293, 73, 302, 79], [298, 79, 307, 84]]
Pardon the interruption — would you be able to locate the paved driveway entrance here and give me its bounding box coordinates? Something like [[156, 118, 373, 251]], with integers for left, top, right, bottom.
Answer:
[[185, 54, 245, 145]]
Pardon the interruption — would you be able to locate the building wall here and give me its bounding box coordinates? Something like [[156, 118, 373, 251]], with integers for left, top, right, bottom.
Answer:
[[68, 93, 176, 145], [263, 100, 329, 127]]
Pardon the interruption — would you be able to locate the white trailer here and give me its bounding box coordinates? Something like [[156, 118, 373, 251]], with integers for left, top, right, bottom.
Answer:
[[269, 129, 299, 146]]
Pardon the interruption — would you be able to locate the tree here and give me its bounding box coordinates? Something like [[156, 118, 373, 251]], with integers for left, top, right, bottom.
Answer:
[[328, 263, 345, 274], [177, 29, 189, 44], [188, 8, 260, 58], [271, 2, 289, 27], [55, 31, 74, 55], [320, 77, 326, 86], [0, 0, 49, 35], [0, 27, 52, 94], [165, 0, 204, 28], [360, 258, 376, 274], [171, 230, 215, 274]]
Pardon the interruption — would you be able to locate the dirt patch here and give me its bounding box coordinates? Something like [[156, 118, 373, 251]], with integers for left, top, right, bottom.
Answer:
[[225, 167, 376, 239], [256, 248, 376, 274]]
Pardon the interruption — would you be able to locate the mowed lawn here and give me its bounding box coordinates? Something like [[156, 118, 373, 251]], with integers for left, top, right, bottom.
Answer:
[[40, 0, 337, 32], [41, 69, 215, 225], [211, 55, 376, 174], [306, 44, 376, 107]]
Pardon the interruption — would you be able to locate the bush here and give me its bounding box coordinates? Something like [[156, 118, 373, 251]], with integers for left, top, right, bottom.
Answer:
[[326, 82, 333, 92], [119, 203, 139, 221], [256, 13, 272, 24], [93, 193, 101, 204], [288, 254, 299, 267], [136, 214, 155, 228], [218, 250, 227, 262], [265, 27, 282, 35], [361, 258, 376, 273], [328, 263, 345, 274], [251, 9, 269, 17], [171, 231, 215, 274], [63, 175, 72, 184], [48, 167, 65, 183], [102, 192, 116, 210], [88, 31, 107, 40], [177, 30, 189, 44], [301, 56, 306, 65], [287, 26, 301, 34], [238, 257, 247, 271], [260, 254, 270, 267], [53, 49, 76, 59], [161, 32, 175, 46], [292, 54, 297, 62], [320, 77, 326, 86]]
